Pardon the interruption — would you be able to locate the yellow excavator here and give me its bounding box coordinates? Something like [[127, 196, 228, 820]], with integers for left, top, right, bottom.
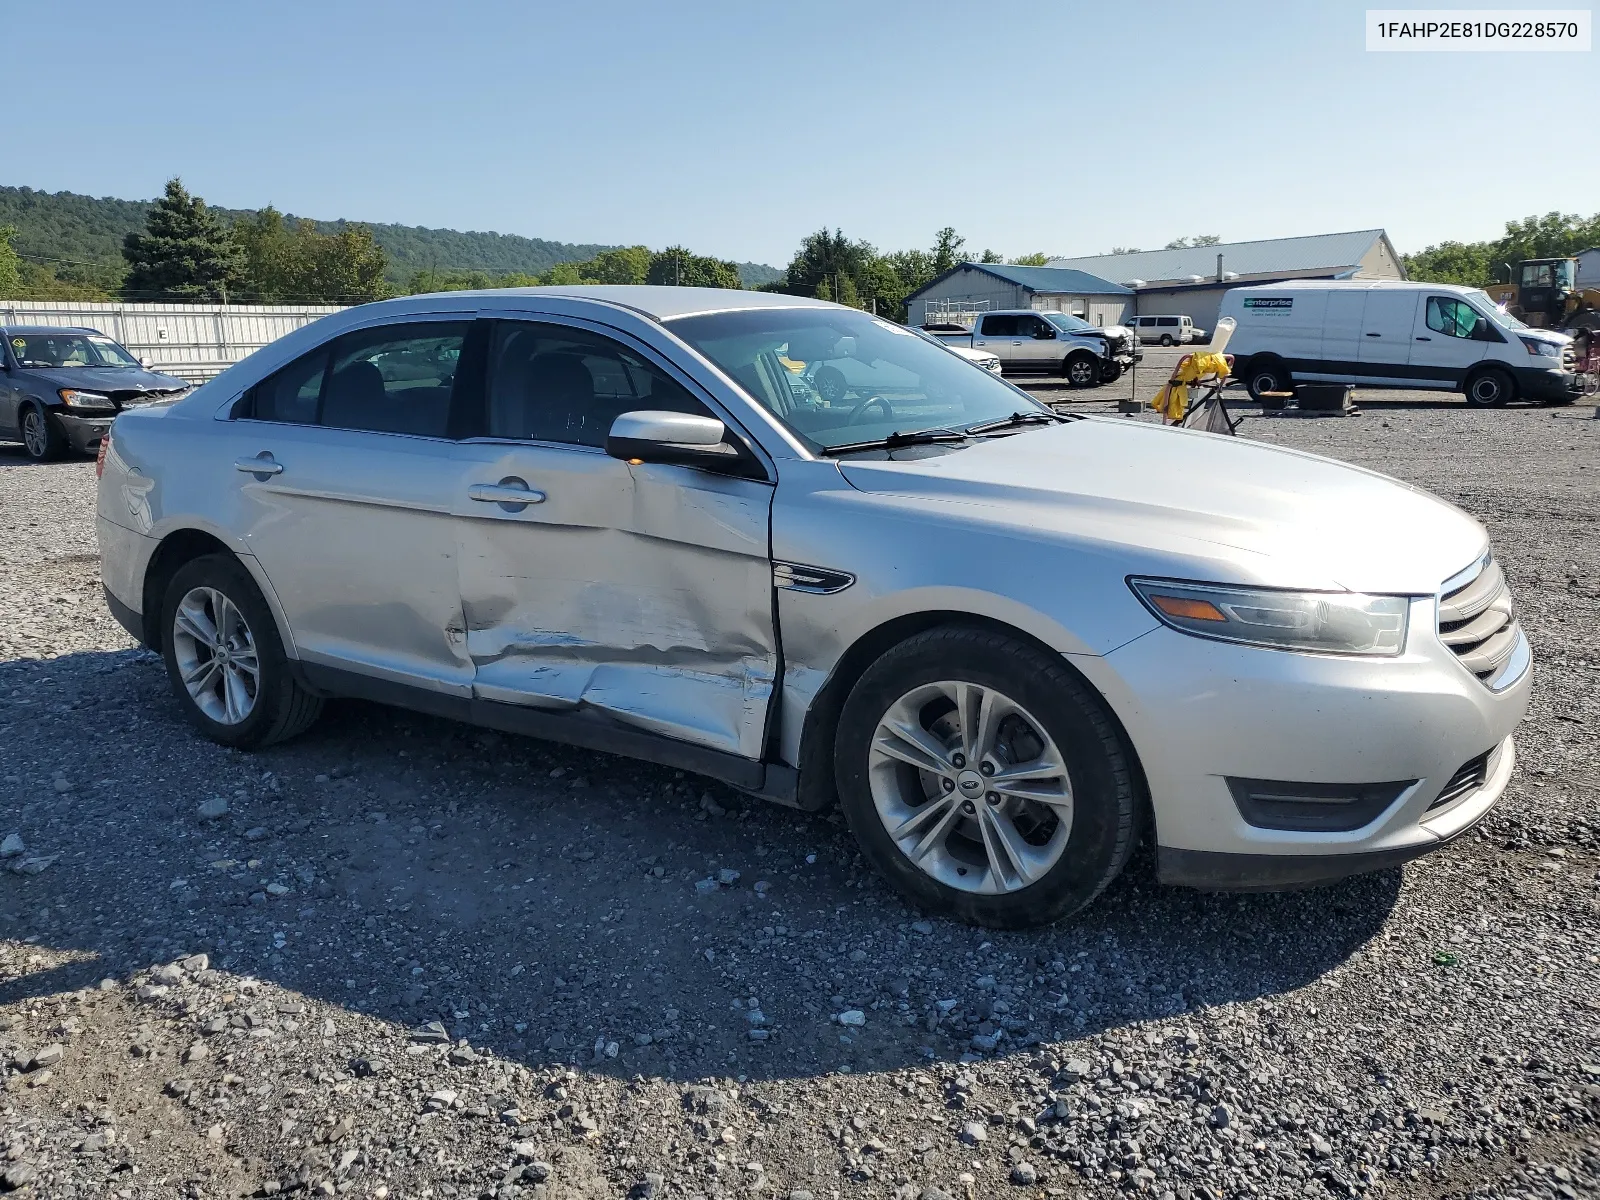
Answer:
[[1483, 256, 1600, 353]]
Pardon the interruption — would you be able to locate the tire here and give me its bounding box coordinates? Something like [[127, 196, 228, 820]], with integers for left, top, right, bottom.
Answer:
[[834, 625, 1139, 929], [20, 404, 66, 462], [1064, 354, 1099, 388], [1100, 362, 1123, 384], [1159, 334, 1174, 347], [1464, 367, 1515, 408], [813, 366, 847, 403], [1244, 358, 1293, 406], [159, 553, 323, 750]]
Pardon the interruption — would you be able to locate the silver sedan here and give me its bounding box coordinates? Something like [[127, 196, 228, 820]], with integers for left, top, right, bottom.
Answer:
[[97, 287, 1532, 927]]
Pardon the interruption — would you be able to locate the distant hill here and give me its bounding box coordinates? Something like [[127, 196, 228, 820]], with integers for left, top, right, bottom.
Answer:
[[0, 184, 783, 289]]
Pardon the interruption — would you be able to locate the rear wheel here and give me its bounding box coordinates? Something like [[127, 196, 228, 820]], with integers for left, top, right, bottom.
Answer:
[[1464, 367, 1515, 407], [160, 554, 323, 749], [1244, 359, 1293, 406], [1064, 354, 1099, 387], [835, 625, 1139, 928], [20, 404, 66, 462], [1159, 334, 1174, 347]]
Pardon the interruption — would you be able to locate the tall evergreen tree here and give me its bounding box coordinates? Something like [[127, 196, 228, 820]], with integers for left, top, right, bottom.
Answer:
[[122, 178, 242, 301], [0, 225, 22, 298]]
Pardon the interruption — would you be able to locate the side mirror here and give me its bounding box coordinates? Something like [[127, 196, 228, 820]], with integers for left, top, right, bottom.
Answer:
[[140, 356, 155, 369], [1471, 317, 1496, 341], [606, 410, 755, 475]]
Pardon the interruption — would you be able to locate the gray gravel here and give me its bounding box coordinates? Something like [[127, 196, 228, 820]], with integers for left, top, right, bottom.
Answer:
[[1, 371, 1597, 1199]]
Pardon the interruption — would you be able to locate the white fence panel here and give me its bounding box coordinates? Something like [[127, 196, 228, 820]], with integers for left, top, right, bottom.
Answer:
[[0, 301, 346, 382]]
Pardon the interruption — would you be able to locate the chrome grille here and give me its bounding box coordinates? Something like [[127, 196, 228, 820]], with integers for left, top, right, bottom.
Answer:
[[1438, 555, 1525, 689]]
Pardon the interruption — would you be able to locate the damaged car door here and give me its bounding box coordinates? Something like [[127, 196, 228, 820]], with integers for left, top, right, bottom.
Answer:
[[452, 316, 779, 760]]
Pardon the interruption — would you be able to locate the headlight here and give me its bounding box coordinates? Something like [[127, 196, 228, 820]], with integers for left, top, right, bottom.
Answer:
[[1518, 336, 1560, 357], [58, 388, 115, 411], [1128, 578, 1409, 656]]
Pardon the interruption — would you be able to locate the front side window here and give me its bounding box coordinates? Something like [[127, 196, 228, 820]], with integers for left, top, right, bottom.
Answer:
[[666, 307, 1048, 454], [245, 321, 468, 436], [485, 321, 711, 447], [1425, 297, 1480, 339], [1017, 315, 1052, 338]]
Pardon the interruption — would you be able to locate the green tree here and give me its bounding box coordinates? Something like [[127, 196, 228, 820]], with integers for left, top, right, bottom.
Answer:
[[646, 246, 741, 288], [121, 178, 242, 301], [583, 245, 651, 284], [0, 225, 22, 298], [542, 261, 587, 285], [930, 227, 966, 274], [1164, 234, 1222, 249], [1009, 252, 1052, 266], [310, 224, 389, 302], [979, 248, 1003, 263], [784, 228, 873, 296], [1403, 240, 1497, 286], [816, 276, 833, 302], [1109, 246, 1142, 255]]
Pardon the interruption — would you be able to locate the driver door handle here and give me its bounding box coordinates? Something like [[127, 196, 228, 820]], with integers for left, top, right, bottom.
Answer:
[[235, 455, 283, 476], [469, 482, 546, 504]]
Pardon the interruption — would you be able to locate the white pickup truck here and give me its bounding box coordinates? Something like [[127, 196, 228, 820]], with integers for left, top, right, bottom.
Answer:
[[926, 310, 1138, 386]]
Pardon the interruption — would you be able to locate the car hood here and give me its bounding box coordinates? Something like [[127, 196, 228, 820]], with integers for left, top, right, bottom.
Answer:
[[836, 417, 1485, 594], [34, 366, 189, 395]]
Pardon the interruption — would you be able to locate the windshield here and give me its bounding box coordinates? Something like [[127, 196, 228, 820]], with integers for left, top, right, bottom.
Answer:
[[9, 332, 141, 368], [1042, 312, 1094, 333], [1470, 290, 1529, 331], [667, 308, 1047, 453]]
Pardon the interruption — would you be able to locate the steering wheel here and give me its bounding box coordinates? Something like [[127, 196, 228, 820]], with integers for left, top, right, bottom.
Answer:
[[846, 395, 895, 425]]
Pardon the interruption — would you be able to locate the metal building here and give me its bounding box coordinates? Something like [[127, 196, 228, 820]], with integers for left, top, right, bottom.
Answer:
[[1046, 229, 1406, 331], [905, 264, 1133, 329], [0, 300, 345, 382]]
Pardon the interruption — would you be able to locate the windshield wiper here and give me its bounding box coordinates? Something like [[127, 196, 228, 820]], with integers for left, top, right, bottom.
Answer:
[[819, 428, 969, 456], [965, 409, 1068, 435]]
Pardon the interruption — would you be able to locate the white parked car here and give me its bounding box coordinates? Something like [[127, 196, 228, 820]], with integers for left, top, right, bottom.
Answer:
[[97, 287, 1531, 927]]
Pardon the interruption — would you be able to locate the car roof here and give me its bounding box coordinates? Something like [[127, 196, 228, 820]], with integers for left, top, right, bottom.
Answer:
[[1, 325, 105, 336], [1229, 280, 1474, 295], [419, 285, 836, 322]]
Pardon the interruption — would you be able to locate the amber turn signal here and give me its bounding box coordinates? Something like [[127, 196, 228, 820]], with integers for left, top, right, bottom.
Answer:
[[1149, 594, 1227, 622]]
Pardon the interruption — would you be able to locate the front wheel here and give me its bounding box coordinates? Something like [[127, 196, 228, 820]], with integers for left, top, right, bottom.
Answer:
[[1100, 362, 1123, 384], [1464, 367, 1515, 408], [1064, 354, 1099, 387], [20, 404, 66, 462], [835, 626, 1139, 928], [160, 554, 323, 749]]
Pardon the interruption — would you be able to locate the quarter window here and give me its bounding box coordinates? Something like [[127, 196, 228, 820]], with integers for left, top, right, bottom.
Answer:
[[1425, 297, 1479, 339], [484, 321, 712, 448]]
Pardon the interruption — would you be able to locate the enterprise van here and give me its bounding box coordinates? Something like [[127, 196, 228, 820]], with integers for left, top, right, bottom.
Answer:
[[1128, 314, 1198, 345], [1219, 281, 1580, 407]]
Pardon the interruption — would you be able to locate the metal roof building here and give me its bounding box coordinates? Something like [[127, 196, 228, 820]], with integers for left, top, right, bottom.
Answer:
[[1046, 230, 1407, 330], [906, 262, 1134, 329]]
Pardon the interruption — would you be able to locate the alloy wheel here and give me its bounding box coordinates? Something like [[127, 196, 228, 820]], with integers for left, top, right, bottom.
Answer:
[[1067, 359, 1096, 386], [866, 680, 1073, 894], [171, 586, 260, 725], [22, 410, 47, 458]]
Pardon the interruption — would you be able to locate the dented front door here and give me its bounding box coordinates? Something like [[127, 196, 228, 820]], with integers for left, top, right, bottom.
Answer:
[[452, 439, 778, 759]]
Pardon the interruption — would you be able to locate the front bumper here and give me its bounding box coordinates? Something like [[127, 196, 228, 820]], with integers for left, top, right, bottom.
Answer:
[[57, 410, 115, 452], [1510, 363, 1581, 403], [1072, 599, 1532, 889]]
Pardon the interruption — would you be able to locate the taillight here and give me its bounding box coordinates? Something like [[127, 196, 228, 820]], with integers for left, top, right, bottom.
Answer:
[[96, 431, 111, 479]]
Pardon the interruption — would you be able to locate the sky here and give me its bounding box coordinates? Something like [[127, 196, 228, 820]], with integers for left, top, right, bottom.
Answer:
[[11, 0, 1597, 268]]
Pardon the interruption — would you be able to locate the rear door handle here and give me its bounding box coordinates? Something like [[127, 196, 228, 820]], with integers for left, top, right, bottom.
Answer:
[[1365, 332, 1382, 337], [235, 454, 283, 477], [469, 477, 546, 512], [1416, 336, 1431, 341]]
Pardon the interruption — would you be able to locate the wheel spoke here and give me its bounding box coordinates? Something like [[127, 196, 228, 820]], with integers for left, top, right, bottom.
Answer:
[[978, 805, 1035, 889], [182, 656, 219, 691], [890, 794, 964, 862], [955, 683, 1003, 763], [174, 603, 216, 646], [222, 665, 250, 724], [873, 718, 954, 776], [230, 648, 260, 678]]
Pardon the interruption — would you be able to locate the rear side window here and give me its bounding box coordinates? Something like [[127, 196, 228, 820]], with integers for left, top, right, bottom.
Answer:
[[979, 315, 1018, 336], [243, 322, 469, 437], [1156, 317, 1179, 327]]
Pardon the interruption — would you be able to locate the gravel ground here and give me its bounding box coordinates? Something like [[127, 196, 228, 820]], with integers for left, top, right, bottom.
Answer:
[[1, 367, 1597, 1200]]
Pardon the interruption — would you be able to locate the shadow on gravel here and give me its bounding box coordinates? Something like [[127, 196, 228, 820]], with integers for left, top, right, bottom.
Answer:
[[1, 648, 1402, 1084]]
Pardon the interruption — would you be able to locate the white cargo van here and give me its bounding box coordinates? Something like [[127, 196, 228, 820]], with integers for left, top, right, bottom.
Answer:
[[1219, 280, 1580, 407], [1128, 314, 1197, 345]]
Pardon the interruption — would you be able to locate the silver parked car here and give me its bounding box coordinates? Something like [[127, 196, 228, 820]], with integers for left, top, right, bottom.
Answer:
[[97, 287, 1532, 928]]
